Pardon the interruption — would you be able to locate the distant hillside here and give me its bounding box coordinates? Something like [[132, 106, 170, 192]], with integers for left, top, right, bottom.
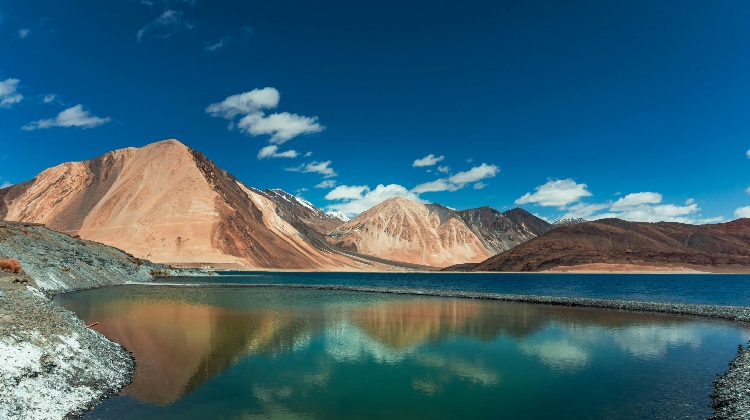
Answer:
[[327, 198, 550, 267], [470, 218, 750, 272]]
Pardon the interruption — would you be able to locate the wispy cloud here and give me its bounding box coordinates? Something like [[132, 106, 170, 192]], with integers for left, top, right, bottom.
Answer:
[[0, 181, 11, 189], [204, 36, 228, 52], [42, 93, 57, 103], [0, 78, 23, 108], [18, 28, 29, 39], [413, 154, 444, 167], [257, 145, 298, 159], [137, 9, 194, 42], [412, 163, 499, 194], [515, 179, 592, 208], [286, 161, 336, 178], [22, 105, 110, 130], [206, 87, 323, 144], [315, 179, 337, 189]]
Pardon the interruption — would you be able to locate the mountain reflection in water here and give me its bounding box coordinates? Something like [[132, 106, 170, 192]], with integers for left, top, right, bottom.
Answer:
[[54, 285, 749, 419]]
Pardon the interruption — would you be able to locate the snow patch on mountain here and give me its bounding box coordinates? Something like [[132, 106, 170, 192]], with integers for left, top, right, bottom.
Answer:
[[326, 211, 350, 222]]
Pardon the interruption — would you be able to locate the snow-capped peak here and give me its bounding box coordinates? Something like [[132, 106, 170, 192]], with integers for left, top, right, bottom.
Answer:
[[326, 211, 350, 222], [553, 218, 587, 226]]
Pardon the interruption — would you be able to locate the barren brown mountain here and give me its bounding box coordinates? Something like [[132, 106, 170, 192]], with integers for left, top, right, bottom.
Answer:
[[326, 198, 549, 267], [469, 218, 750, 272], [0, 139, 394, 270]]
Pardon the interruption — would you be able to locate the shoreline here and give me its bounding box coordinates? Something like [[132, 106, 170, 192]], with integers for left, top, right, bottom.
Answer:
[[135, 281, 750, 322]]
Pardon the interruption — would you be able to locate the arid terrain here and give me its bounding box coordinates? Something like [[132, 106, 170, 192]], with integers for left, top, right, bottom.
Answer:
[[464, 218, 750, 273]]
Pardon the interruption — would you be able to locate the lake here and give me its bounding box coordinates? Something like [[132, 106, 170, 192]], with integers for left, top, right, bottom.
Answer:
[[54, 273, 750, 419]]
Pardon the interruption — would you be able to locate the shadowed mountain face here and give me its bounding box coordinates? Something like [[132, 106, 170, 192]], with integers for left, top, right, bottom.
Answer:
[[502, 208, 553, 237], [472, 218, 750, 272], [0, 140, 379, 270], [327, 199, 550, 267]]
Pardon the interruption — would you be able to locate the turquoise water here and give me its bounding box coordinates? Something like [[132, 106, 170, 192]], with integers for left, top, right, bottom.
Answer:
[[55, 279, 750, 419], [173, 271, 750, 306]]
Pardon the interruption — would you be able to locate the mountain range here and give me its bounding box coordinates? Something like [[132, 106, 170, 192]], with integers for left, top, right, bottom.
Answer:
[[1, 139, 747, 272], [0, 140, 548, 270]]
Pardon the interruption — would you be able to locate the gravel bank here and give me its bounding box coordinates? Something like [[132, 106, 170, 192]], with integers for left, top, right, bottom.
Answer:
[[0, 221, 209, 418], [711, 342, 750, 420]]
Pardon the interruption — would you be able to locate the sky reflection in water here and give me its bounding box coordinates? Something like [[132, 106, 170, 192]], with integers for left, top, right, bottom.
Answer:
[[55, 285, 750, 419]]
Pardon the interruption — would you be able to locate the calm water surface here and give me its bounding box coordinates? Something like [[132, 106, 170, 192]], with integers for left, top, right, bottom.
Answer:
[[166, 272, 750, 306], [55, 281, 750, 419]]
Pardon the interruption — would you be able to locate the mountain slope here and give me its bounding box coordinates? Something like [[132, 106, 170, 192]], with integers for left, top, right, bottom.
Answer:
[[0, 140, 383, 270], [456, 206, 550, 252], [262, 188, 344, 234], [471, 218, 750, 272], [502, 208, 553, 236], [327, 198, 549, 267], [327, 197, 494, 267]]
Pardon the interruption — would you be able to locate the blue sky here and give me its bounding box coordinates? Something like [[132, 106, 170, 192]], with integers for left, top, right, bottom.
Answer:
[[1, 0, 749, 222]]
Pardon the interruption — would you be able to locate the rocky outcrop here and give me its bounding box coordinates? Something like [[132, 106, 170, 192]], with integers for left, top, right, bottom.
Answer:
[[0, 221, 202, 419]]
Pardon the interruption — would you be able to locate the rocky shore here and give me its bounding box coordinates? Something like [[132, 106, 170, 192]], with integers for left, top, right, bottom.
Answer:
[[711, 342, 750, 420], [0, 221, 207, 418]]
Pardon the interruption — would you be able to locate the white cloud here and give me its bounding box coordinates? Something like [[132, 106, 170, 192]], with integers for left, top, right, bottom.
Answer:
[[412, 163, 499, 194], [42, 94, 56, 103], [0, 181, 11, 189], [413, 154, 444, 167], [736, 206, 750, 218], [22, 105, 110, 130], [0, 78, 23, 108], [206, 87, 323, 144], [257, 145, 298, 159], [746, 186, 750, 195], [304, 151, 312, 157], [515, 179, 592, 207], [561, 202, 610, 219], [18, 29, 29, 38], [473, 182, 487, 190], [610, 192, 662, 211], [325, 185, 369, 201], [137, 9, 193, 42], [206, 87, 279, 119], [238, 112, 323, 144], [315, 179, 337, 189], [746, 149, 750, 159], [437, 165, 450, 173], [448, 163, 499, 184], [286, 160, 336, 178], [325, 184, 426, 216], [411, 178, 459, 194], [204, 36, 229, 52]]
